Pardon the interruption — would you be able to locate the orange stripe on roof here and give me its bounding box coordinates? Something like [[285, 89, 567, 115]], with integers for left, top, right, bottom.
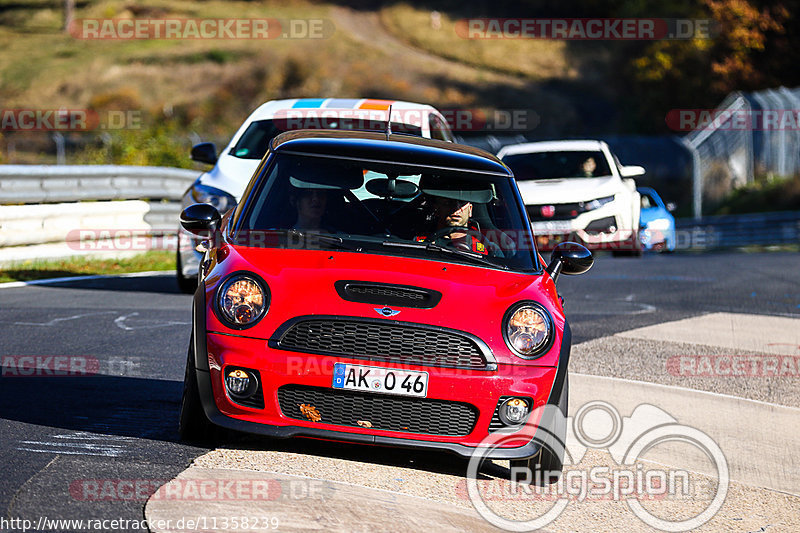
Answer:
[[358, 99, 394, 110]]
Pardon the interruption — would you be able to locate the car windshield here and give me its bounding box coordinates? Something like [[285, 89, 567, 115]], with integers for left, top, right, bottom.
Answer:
[[230, 119, 424, 160], [503, 150, 612, 180], [235, 153, 538, 271]]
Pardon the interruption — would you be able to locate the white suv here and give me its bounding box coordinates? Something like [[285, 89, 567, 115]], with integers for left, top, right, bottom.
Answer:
[[177, 98, 454, 291], [497, 140, 644, 256]]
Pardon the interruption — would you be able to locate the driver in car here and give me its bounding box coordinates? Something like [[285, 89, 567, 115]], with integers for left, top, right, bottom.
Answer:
[[414, 195, 489, 255]]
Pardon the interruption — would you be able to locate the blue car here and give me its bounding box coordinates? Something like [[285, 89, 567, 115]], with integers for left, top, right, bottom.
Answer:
[[638, 187, 676, 252]]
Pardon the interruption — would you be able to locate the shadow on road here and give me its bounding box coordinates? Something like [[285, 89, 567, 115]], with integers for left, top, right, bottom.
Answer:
[[0, 368, 513, 482], [0, 373, 184, 442], [222, 430, 507, 481], [21, 274, 186, 295]]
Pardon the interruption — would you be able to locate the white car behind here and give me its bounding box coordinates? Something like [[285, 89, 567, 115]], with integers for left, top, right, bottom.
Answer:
[[497, 140, 644, 256], [177, 98, 455, 291]]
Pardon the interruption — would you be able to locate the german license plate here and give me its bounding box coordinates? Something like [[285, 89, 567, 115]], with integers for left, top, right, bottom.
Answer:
[[332, 363, 428, 398], [533, 220, 573, 233]]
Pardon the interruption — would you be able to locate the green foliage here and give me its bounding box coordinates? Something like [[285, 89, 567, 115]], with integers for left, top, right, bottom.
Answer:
[[2, 0, 799, 159], [73, 118, 194, 168], [622, 0, 795, 131], [715, 175, 800, 215], [0, 250, 175, 283]]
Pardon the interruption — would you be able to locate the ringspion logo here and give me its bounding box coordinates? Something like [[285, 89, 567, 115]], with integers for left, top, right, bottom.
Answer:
[[465, 401, 729, 531]]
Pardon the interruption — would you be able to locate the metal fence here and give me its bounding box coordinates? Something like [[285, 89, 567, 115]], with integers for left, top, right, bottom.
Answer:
[[682, 86, 800, 218], [675, 210, 800, 250], [0, 165, 198, 260], [747, 87, 800, 178], [0, 164, 197, 204]]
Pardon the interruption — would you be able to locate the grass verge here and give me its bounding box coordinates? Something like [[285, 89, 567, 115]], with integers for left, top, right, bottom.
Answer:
[[0, 250, 175, 283], [378, 3, 575, 80]]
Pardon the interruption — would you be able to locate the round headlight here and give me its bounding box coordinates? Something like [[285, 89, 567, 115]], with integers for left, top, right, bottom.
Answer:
[[504, 303, 552, 358], [217, 274, 268, 328]]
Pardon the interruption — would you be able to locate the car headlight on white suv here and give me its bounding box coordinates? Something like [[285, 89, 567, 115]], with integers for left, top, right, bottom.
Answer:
[[190, 182, 237, 213], [583, 195, 615, 211]]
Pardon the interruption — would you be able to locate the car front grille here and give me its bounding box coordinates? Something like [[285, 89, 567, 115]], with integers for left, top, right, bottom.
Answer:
[[274, 318, 491, 369], [278, 385, 478, 436]]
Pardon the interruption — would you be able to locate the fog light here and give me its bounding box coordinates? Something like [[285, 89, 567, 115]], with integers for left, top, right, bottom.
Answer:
[[499, 398, 530, 425], [225, 369, 251, 397]]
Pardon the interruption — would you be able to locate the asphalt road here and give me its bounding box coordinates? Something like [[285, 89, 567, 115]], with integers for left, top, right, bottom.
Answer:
[[0, 251, 798, 531]]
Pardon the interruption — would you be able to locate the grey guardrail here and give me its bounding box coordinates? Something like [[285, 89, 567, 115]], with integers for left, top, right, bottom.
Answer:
[[0, 165, 200, 261], [675, 210, 800, 250], [0, 164, 199, 204]]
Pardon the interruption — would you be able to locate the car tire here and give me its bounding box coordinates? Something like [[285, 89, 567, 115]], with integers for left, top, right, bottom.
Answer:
[[510, 375, 568, 485], [179, 341, 220, 444], [176, 249, 198, 294]]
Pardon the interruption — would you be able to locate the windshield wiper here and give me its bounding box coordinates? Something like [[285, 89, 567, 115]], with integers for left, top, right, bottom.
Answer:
[[381, 240, 507, 270], [270, 229, 360, 251]]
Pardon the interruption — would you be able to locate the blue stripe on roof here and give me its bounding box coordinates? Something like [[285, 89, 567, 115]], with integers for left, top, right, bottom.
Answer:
[[292, 99, 327, 108], [324, 98, 360, 109]]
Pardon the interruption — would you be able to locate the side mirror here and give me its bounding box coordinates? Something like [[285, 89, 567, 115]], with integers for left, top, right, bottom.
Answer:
[[546, 242, 593, 282], [180, 203, 221, 237], [620, 165, 645, 178], [666, 202, 676, 212], [191, 142, 218, 165]]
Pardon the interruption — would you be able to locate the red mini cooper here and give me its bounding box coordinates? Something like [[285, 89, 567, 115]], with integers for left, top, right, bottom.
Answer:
[[178, 130, 593, 480]]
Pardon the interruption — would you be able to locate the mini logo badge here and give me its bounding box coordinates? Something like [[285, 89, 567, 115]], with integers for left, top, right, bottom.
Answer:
[[541, 205, 556, 218], [375, 306, 400, 317]]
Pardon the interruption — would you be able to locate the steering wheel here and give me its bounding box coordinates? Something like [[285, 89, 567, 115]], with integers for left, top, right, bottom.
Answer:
[[426, 226, 491, 252]]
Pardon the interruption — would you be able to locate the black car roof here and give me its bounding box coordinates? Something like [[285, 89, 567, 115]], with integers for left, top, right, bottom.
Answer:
[[269, 130, 512, 177]]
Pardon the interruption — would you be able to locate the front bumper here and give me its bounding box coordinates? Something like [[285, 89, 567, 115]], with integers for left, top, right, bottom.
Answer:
[[191, 289, 571, 459], [531, 201, 638, 251], [640, 227, 676, 251]]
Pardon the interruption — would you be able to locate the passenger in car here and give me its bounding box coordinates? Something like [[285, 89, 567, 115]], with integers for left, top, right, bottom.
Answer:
[[579, 157, 597, 177]]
